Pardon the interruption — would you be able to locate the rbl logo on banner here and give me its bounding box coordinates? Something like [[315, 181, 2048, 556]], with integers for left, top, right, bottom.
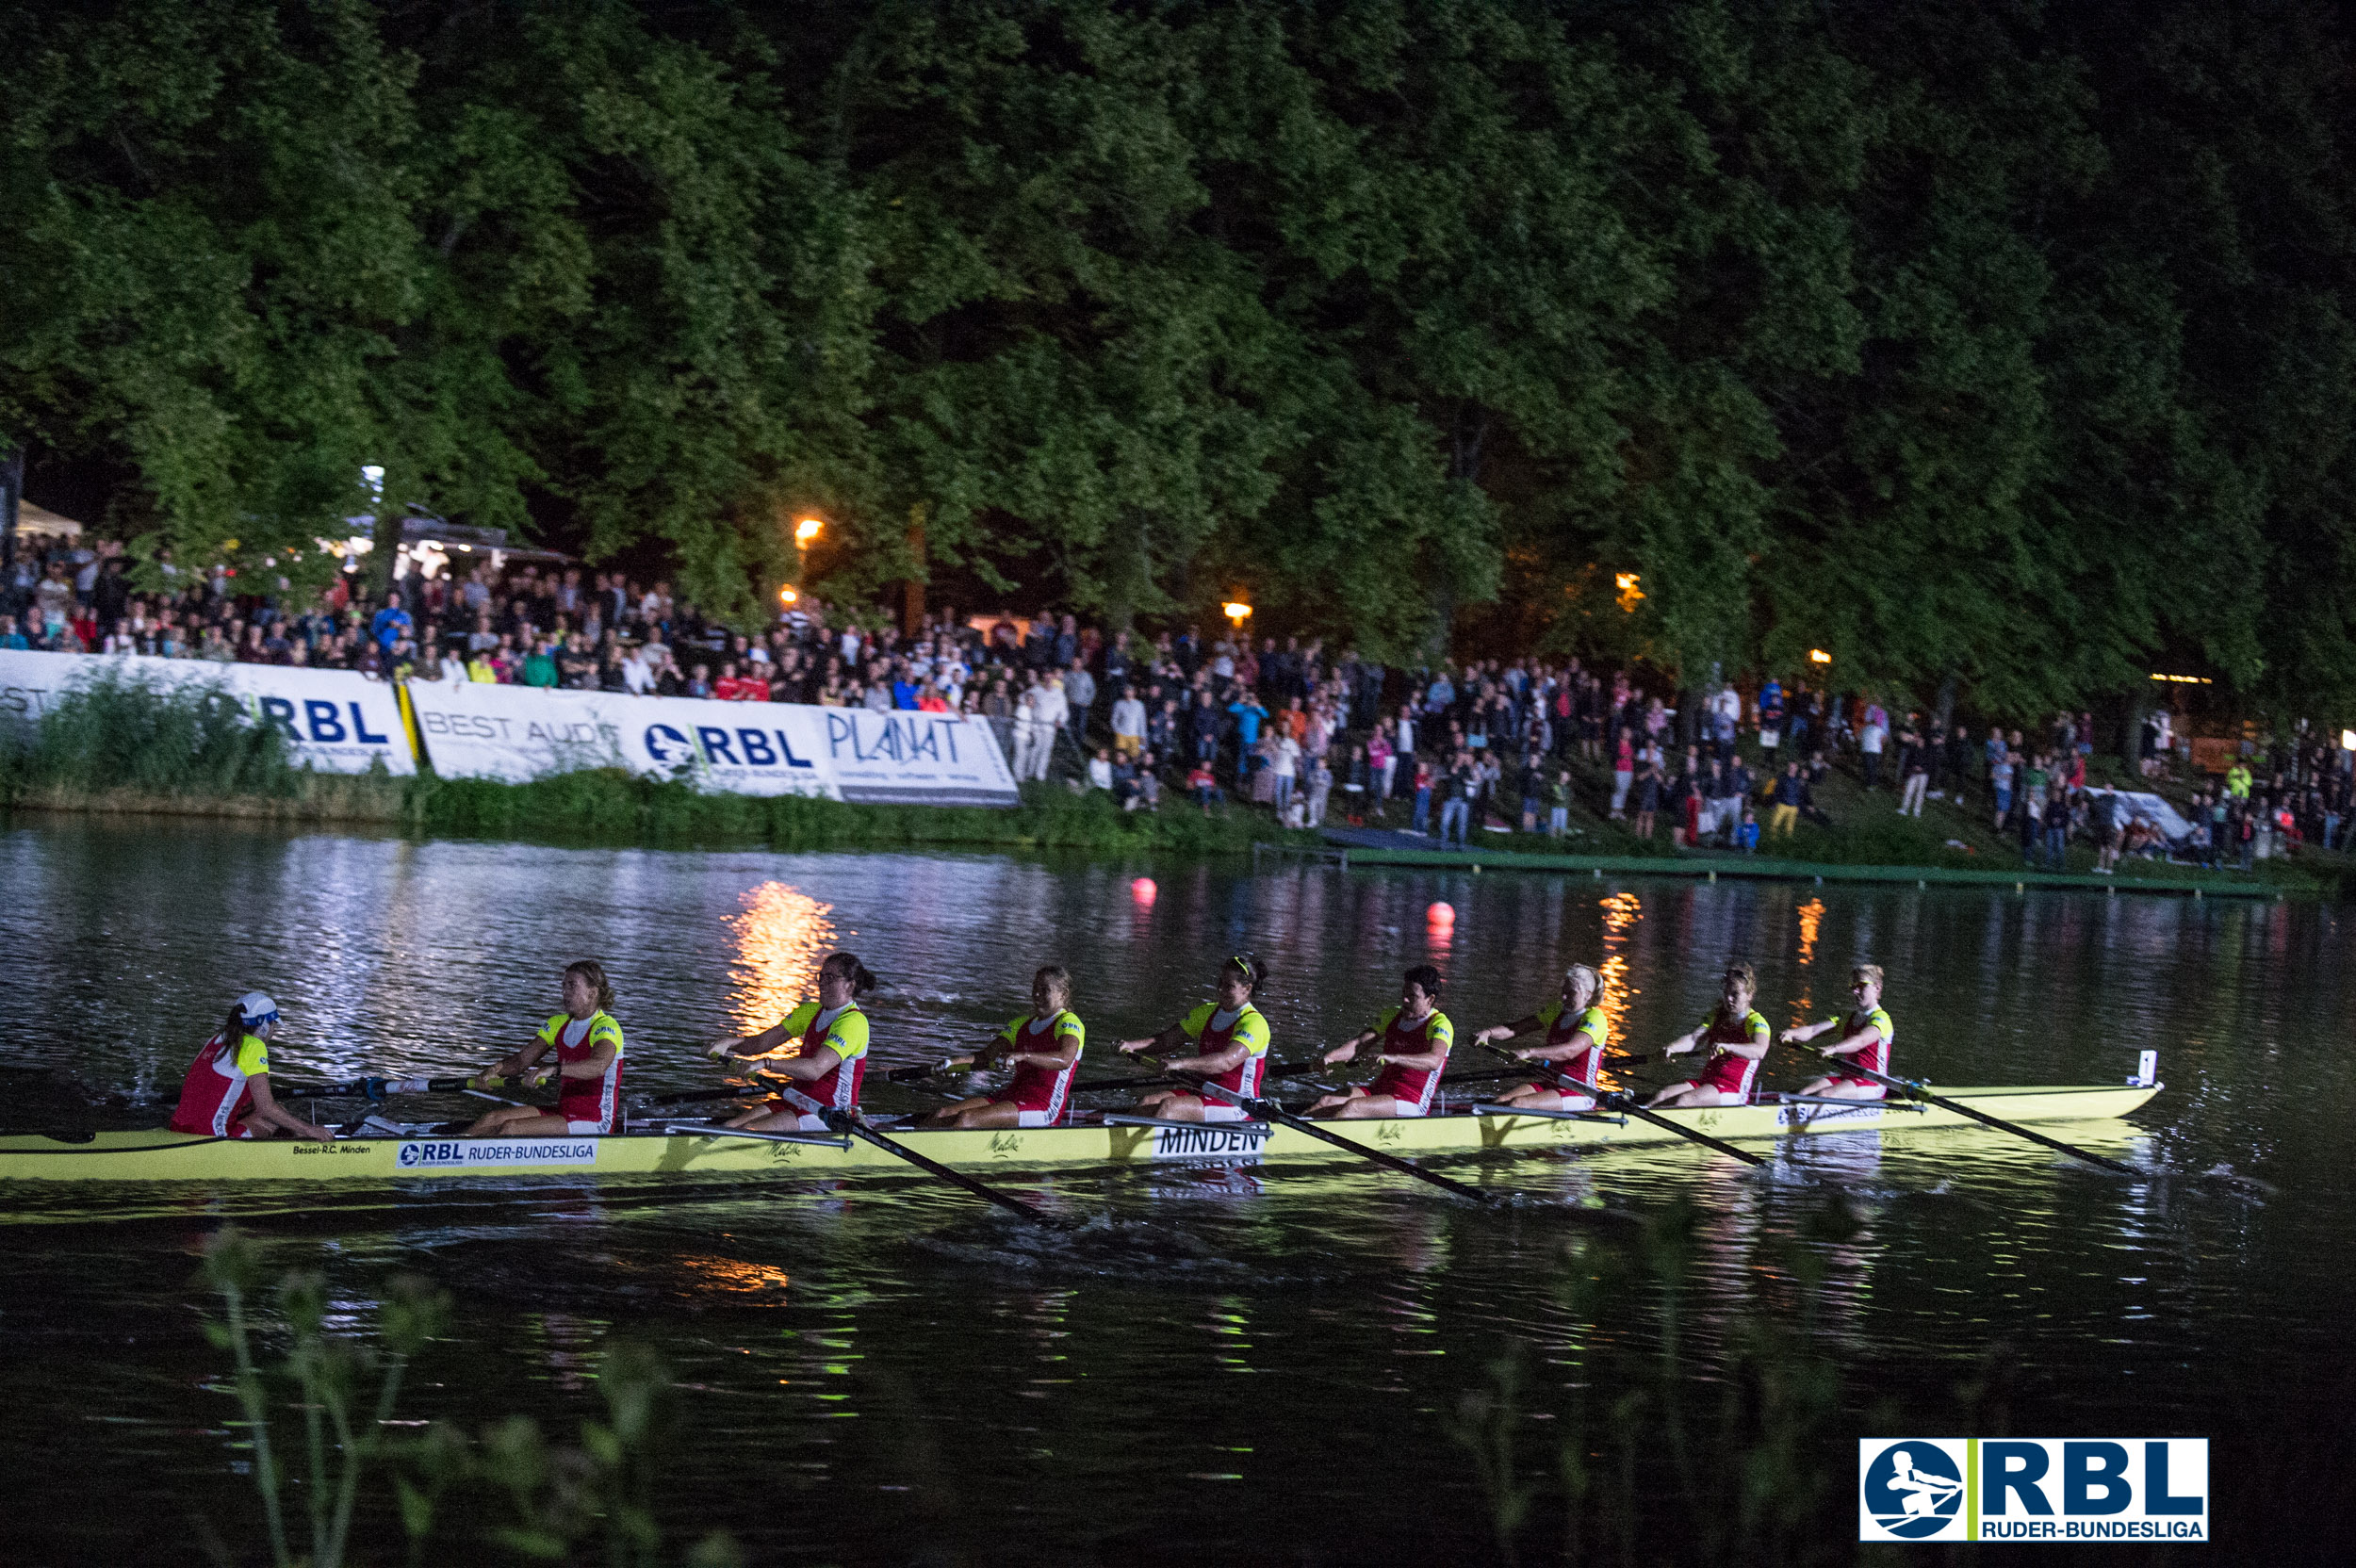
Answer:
[[1858, 1438, 2208, 1543]]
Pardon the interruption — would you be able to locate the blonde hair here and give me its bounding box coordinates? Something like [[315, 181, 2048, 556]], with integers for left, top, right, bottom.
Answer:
[[1853, 963, 1884, 988], [1723, 962, 1757, 997], [1033, 963, 1072, 1009], [1563, 963, 1602, 1001]]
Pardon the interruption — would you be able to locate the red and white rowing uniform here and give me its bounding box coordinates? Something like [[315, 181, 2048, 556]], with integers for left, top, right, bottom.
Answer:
[[1175, 1001, 1270, 1122], [986, 1009, 1086, 1126], [761, 1000, 871, 1131], [1361, 1005, 1454, 1116], [1692, 1005, 1771, 1102], [169, 1030, 272, 1137], [538, 1010, 627, 1133], [1821, 1004, 1893, 1093], [1531, 999, 1610, 1110]]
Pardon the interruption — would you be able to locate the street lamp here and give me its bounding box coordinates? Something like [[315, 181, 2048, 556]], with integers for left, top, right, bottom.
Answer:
[[794, 516, 824, 546], [1808, 648, 1833, 665], [1222, 601, 1252, 628]]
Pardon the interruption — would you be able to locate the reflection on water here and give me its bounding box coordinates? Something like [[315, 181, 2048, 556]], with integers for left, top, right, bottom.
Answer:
[[727, 881, 837, 1031], [1597, 890, 1641, 1047], [2, 821, 2353, 1560]]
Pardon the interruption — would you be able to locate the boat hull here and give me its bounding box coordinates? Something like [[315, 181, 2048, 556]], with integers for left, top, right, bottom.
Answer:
[[0, 1084, 2161, 1185]]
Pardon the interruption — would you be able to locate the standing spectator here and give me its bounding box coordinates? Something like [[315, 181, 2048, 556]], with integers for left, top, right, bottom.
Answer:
[[1768, 762, 1806, 839], [1610, 727, 1636, 819], [1062, 655, 1097, 743], [1368, 727, 1396, 812], [1758, 676, 1784, 756], [1897, 725, 1929, 817], [1304, 751, 1333, 827], [1034, 673, 1072, 774], [1858, 707, 1888, 790], [1268, 726, 1301, 817], [1991, 748, 2016, 825], [1110, 684, 1147, 760], [369, 590, 413, 662], [1439, 751, 1475, 848], [1411, 757, 1435, 836]]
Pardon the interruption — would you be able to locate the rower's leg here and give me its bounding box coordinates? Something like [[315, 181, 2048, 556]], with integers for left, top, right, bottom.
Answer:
[[462, 1104, 531, 1137], [920, 1095, 996, 1128], [1142, 1091, 1207, 1123], [1819, 1080, 1883, 1101], [1326, 1093, 1399, 1120], [938, 1099, 1024, 1130], [1794, 1075, 1836, 1097]]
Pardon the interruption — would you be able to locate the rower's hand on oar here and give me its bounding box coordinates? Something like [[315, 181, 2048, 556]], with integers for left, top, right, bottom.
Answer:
[[1116, 1037, 1154, 1055], [1320, 1041, 1358, 1066]]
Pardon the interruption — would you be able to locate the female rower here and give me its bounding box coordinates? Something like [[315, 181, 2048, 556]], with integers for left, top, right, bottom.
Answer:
[[1647, 963, 1772, 1108], [1778, 964, 1894, 1101], [923, 965, 1086, 1129], [168, 992, 336, 1140], [466, 960, 627, 1136], [1469, 963, 1609, 1113], [1114, 954, 1272, 1123], [1313, 965, 1454, 1119], [707, 952, 878, 1131]]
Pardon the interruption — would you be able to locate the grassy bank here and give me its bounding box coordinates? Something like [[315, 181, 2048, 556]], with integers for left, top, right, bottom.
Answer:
[[0, 676, 1306, 854]]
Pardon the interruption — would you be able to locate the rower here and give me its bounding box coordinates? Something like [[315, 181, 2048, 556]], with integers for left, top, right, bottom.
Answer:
[[707, 951, 878, 1132], [1647, 963, 1772, 1109], [1312, 965, 1453, 1119], [1779, 964, 1893, 1101], [923, 965, 1086, 1129], [167, 992, 335, 1140], [466, 960, 627, 1135], [1113, 954, 1272, 1123], [1469, 962, 1608, 1112]]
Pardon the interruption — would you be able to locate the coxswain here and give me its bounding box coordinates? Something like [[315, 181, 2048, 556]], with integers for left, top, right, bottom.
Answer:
[[923, 965, 1086, 1129], [1469, 962, 1609, 1112], [168, 992, 335, 1140], [1647, 963, 1772, 1108], [1778, 964, 1893, 1101], [707, 952, 878, 1131], [465, 960, 627, 1135], [1311, 965, 1454, 1119], [1114, 954, 1272, 1123]]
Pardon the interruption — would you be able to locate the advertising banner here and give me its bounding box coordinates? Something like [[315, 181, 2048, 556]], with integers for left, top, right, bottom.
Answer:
[[0, 648, 415, 775], [403, 680, 1018, 806]]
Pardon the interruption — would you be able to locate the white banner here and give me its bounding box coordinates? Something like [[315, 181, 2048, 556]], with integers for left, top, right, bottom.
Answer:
[[0, 648, 415, 775], [404, 680, 1019, 806]]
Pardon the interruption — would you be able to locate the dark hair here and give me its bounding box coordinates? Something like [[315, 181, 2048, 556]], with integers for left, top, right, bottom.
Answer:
[[564, 959, 616, 1014], [222, 1004, 252, 1041], [1403, 964, 1444, 997], [1222, 953, 1268, 995], [823, 952, 879, 996]]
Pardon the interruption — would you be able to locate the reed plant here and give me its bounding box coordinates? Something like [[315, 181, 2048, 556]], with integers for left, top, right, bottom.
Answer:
[[196, 1227, 738, 1567]]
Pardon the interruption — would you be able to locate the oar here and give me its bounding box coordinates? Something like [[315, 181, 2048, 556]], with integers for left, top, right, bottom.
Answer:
[[1471, 1044, 1769, 1168], [1831, 1061, 2144, 1177], [644, 1082, 770, 1107], [1151, 1062, 1492, 1205], [886, 1060, 1334, 1094], [820, 1110, 1066, 1229], [286, 1073, 539, 1100]]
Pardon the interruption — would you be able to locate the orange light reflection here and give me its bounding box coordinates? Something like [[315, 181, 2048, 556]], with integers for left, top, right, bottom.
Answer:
[[729, 881, 838, 1032], [1597, 891, 1642, 1046], [1792, 896, 1824, 1020]]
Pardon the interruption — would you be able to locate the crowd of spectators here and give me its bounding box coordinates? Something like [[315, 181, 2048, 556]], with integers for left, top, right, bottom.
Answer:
[[6, 531, 2351, 859]]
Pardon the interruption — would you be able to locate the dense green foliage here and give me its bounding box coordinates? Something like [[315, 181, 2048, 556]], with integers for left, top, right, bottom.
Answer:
[[0, 668, 308, 797], [8, 1, 2356, 713]]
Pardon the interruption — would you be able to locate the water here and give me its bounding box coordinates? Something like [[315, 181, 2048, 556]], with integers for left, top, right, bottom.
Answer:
[[3, 818, 2349, 1562]]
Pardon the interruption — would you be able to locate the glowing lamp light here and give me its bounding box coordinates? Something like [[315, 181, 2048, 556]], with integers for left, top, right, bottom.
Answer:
[[1131, 876, 1158, 906], [1222, 601, 1252, 626], [2341, 728, 2356, 752], [1808, 648, 1833, 665], [794, 517, 824, 545], [2150, 673, 2213, 685], [1613, 572, 1645, 612], [778, 585, 799, 605]]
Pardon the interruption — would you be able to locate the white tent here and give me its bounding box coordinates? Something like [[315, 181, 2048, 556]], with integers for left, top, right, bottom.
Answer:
[[12, 502, 83, 540], [2086, 788, 2193, 843]]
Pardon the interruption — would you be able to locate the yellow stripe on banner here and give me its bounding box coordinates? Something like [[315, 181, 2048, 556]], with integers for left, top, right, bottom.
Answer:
[[394, 681, 426, 769]]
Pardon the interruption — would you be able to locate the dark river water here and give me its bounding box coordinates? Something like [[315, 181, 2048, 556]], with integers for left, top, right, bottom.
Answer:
[[2, 819, 2348, 1564]]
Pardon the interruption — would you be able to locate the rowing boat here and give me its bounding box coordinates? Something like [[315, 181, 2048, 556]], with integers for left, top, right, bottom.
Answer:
[[0, 1082, 2158, 1184]]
